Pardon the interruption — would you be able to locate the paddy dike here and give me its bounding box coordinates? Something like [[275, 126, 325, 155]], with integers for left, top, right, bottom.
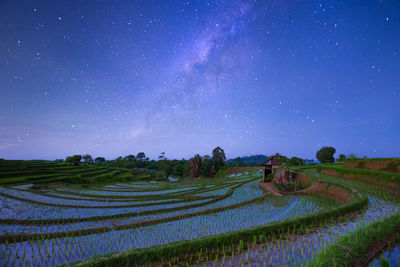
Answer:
[[344, 158, 400, 173], [319, 167, 400, 195], [259, 173, 354, 204]]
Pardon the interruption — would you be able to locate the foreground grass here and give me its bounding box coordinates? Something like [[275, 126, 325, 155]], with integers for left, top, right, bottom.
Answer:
[[308, 213, 400, 267]]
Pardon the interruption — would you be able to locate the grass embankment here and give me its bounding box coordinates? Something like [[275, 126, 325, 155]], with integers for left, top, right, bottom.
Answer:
[[308, 213, 400, 267], [75, 173, 367, 267], [0, 160, 134, 184], [275, 172, 356, 204], [287, 181, 355, 204], [343, 158, 400, 173], [309, 163, 400, 266], [316, 164, 400, 194]]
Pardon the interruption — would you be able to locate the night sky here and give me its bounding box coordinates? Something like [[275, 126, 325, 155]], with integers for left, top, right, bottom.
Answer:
[[0, 0, 399, 160]]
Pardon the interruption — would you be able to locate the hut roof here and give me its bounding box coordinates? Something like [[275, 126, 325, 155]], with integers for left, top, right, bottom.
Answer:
[[264, 155, 282, 166]]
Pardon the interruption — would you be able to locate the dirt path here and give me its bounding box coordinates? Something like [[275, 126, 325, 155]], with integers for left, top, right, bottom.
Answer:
[[258, 182, 282, 196]]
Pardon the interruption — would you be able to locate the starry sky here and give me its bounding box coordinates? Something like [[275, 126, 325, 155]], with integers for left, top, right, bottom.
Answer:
[[0, 0, 399, 160]]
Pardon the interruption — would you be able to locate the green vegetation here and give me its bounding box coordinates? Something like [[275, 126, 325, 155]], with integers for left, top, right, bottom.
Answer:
[[0, 160, 133, 184], [227, 153, 313, 167], [308, 213, 400, 267], [316, 146, 336, 163], [227, 154, 268, 166], [265, 172, 274, 182], [316, 164, 400, 187], [1, 155, 399, 267], [188, 146, 227, 178], [79, 190, 367, 267]]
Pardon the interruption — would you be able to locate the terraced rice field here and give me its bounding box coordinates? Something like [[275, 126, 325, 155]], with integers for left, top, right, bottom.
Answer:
[[0, 160, 133, 185], [0, 160, 399, 266]]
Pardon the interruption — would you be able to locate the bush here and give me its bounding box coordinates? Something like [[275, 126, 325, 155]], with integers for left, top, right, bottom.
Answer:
[[61, 175, 85, 184], [131, 168, 166, 180], [265, 173, 274, 182]]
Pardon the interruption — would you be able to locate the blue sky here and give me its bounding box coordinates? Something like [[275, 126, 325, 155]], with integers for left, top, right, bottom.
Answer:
[[0, 0, 399, 160]]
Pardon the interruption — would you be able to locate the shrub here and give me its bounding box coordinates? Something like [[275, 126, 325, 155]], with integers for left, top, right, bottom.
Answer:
[[265, 173, 274, 182]]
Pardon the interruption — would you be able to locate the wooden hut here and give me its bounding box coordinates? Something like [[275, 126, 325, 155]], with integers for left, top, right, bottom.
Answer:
[[273, 169, 292, 184], [263, 155, 282, 182]]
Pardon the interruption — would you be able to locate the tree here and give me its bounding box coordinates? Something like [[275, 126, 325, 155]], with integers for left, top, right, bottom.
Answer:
[[189, 154, 202, 178], [157, 152, 172, 177], [201, 155, 215, 177], [348, 153, 358, 159], [136, 152, 147, 168], [212, 146, 226, 172], [83, 154, 93, 165], [338, 154, 346, 162], [65, 156, 74, 165], [316, 147, 336, 163], [114, 156, 125, 168], [289, 157, 304, 166], [124, 155, 136, 161], [136, 152, 146, 162], [233, 157, 243, 167], [95, 157, 105, 163], [158, 152, 166, 161], [72, 155, 82, 166]]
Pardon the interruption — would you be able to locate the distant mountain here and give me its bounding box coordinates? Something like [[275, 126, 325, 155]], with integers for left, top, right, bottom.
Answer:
[[227, 154, 268, 164]]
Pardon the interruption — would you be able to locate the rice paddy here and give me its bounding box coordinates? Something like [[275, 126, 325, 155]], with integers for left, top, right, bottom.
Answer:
[[0, 159, 399, 266]]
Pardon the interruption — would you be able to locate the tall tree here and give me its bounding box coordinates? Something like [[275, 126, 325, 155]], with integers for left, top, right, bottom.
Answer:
[[201, 155, 215, 177], [72, 155, 82, 166], [65, 156, 74, 165], [157, 152, 172, 177], [158, 152, 166, 161], [212, 146, 226, 172], [83, 154, 93, 165], [124, 155, 136, 161], [136, 152, 147, 168], [189, 154, 202, 178], [316, 147, 336, 163], [136, 152, 146, 161]]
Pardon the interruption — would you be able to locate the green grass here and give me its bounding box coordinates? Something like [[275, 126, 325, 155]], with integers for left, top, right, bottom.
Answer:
[[316, 165, 400, 186], [0, 160, 134, 184], [308, 213, 400, 267]]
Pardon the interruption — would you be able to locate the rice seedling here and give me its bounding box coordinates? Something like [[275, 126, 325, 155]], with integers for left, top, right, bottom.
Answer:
[[1, 163, 399, 267]]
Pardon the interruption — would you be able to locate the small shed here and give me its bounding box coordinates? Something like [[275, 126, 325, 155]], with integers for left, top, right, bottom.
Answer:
[[273, 169, 293, 184], [263, 155, 282, 182]]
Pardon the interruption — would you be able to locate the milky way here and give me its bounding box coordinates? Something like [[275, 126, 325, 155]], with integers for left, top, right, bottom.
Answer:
[[0, 0, 399, 160]]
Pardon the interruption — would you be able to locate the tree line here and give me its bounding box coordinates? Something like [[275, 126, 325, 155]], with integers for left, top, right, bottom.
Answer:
[[61, 146, 364, 180], [316, 146, 368, 163], [62, 146, 227, 179]]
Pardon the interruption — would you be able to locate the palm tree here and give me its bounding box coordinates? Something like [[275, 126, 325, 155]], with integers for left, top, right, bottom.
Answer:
[[189, 154, 202, 178]]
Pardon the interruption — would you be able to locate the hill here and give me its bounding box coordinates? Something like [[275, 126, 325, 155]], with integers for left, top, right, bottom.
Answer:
[[227, 154, 268, 164]]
